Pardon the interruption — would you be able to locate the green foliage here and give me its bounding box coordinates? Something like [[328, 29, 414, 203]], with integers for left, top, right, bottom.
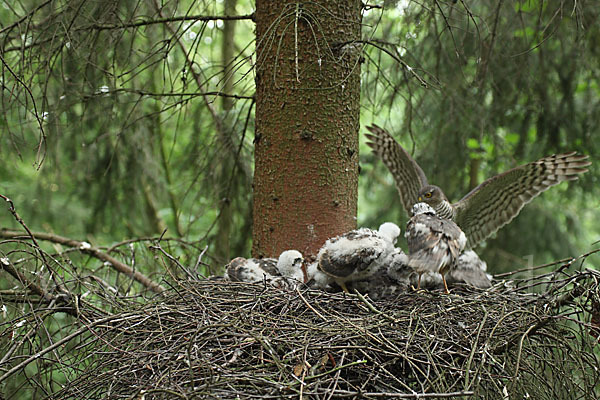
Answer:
[[0, 0, 598, 275], [0, 0, 257, 268], [360, 0, 600, 271], [1, 1, 600, 399]]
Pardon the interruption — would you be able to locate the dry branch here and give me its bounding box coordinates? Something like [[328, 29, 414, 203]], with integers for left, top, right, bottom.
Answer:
[[0, 229, 165, 294], [0, 227, 598, 399], [87, 13, 255, 31], [1, 269, 596, 399]]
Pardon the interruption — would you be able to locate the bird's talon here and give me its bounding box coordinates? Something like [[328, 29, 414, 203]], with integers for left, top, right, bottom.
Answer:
[[411, 285, 426, 293]]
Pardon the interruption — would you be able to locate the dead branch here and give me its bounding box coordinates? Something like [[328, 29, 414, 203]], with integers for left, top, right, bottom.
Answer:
[[0, 229, 165, 294], [3, 268, 594, 399]]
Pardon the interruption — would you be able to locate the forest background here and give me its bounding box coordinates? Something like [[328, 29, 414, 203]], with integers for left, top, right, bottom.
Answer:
[[1, 1, 600, 398], [0, 0, 599, 279]]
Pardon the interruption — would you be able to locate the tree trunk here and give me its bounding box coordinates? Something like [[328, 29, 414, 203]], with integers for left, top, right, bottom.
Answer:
[[253, 1, 362, 258]]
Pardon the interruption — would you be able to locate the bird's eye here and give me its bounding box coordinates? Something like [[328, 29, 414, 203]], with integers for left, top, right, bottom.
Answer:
[[425, 192, 432, 198]]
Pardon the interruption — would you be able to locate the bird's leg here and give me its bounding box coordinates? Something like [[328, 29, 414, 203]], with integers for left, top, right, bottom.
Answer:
[[442, 275, 450, 294], [411, 274, 423, 292], [339, 281, 350, 293]]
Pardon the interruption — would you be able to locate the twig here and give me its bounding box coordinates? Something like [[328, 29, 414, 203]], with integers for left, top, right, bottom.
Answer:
[[359, 40, 430, 88], [89, 13, 255, 31], [296, 286, 328, 322], [0, 258, 53, 302], [0, 313, 131, 384], [353, 288, 399, 323], [0, 229, 165, 294], [330, 390, 475, 398]]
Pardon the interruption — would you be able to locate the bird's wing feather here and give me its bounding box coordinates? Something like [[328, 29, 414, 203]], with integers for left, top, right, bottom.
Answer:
[[447, 251, 492, 288], [448, 266, 492, 288], [317, 229, 386, 279], [258, 259, 280, 276], [318, 247, 380, 279], [454, 152, 590, 248], [406, 214, 446, 254], [406, 215, 465, 275], [225, 257, 249, 282], [440, 219, 466, 259], [226, 257, 279, 282], [366, 124, 428, 215]]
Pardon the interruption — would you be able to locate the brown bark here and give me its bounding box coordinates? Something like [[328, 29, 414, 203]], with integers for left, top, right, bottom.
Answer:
[[253, 1, 362, 258]]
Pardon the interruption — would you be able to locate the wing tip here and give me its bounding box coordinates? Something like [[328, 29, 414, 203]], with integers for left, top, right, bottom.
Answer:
[[365, 124, 392, 138], [555, 152, 591, 163]]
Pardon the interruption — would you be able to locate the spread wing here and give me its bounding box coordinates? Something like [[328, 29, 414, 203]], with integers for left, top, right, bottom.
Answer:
[[366, 125, 429, 215], [454, 152, 591, 248]]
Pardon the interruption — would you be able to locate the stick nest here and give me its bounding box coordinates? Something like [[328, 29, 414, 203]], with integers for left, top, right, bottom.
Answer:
[[36, 270, 600, 399]]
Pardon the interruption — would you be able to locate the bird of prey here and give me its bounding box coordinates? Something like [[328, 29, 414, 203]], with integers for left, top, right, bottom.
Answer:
[[306, 261, 332, 290], [275, 250, 305, 283], [448, 250, 492, 289], [316, 222, 401, 292], [366, 124, 591, 248], [405, 202, 466, 293], [225, 250, 305, 289], [225, 257, 279, 283], [386, 247, 413, 287]]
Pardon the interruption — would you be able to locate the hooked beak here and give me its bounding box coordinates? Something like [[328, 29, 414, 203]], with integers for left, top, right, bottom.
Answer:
[[417, 196, 422, 201]]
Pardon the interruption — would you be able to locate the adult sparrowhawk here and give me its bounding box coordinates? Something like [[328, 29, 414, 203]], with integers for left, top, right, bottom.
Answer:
[[366, 124, 591, 248]]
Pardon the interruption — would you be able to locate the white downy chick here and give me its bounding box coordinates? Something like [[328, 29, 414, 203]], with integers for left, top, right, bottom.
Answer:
[[386, 247, 412, 285], [378, 222, 401, 245], [447, 250, 492, 289], [276, 250, 305, 283], [317, 226, 397, 292], [225, 257, 279, 283]]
